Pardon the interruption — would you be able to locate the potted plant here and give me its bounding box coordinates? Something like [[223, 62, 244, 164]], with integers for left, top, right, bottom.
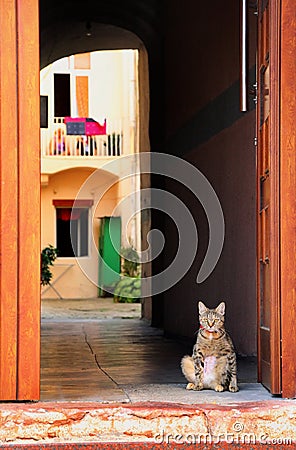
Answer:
[[113, 246, 141, 303], [41, 245, 58, 286]]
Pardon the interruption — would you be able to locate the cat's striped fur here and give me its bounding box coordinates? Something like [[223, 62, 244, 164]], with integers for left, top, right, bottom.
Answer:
[[181, 301, 239, 392]]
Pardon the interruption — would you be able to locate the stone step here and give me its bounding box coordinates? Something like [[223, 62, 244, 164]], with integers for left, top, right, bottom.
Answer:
[[0, 401, 295, 447]]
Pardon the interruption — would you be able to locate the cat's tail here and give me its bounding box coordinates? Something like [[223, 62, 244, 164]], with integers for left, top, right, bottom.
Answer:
[[181, 355, 195, 383]]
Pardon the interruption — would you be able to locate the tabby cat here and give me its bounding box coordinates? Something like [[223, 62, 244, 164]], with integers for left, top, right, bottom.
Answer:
[[181, 301, 239, 392]]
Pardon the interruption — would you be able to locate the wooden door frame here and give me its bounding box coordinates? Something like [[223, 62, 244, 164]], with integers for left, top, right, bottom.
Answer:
[[0, 0, 40, 400], [0, 0, 296, 401], [279, 0, 296, 399], [268, 0, 281, 395]]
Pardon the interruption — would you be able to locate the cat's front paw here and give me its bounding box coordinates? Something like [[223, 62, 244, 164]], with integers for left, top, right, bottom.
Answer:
[[186, 382, 203, 391], [229, 384, 239, 392], [214, 384, 225, 392], [193, 383, 203, 391]]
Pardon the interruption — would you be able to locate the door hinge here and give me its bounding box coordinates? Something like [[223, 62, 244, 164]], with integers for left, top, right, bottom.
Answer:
[[250, 82, 258, 105], [249, 1, 258, 16]]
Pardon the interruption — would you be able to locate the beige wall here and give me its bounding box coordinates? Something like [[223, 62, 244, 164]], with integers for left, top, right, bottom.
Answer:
[[41, 167, 119, 298]]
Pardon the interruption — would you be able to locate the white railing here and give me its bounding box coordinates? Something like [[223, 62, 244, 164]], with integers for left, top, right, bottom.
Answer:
[[41, 117, 125, 157]]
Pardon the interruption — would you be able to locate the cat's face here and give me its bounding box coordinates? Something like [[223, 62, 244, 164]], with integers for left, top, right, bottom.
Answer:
[[198, 301, 225, 332]]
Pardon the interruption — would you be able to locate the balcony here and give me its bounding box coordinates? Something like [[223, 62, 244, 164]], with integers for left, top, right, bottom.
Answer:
[[41, 117, 136, 175]]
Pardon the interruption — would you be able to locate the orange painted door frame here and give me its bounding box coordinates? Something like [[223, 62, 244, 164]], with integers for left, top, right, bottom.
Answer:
[[0, 0, 40, 400]]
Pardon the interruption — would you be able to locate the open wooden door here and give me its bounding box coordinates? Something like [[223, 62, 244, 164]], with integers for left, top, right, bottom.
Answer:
[[257, 0, 281, 394], [257, 0, 296, 398]]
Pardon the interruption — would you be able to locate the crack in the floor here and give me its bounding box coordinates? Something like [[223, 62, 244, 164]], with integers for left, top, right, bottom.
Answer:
[[82, 326, 131, 403]]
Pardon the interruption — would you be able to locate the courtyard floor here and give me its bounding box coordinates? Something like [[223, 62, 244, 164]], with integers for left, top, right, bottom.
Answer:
[[0, 298, 295, 447], [41, 297, 267, 405]]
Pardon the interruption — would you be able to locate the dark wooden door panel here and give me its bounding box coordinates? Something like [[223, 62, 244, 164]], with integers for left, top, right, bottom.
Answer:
[[257, 0, 281, 394]]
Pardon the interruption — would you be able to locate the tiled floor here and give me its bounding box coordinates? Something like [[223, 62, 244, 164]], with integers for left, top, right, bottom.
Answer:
[[41, 298, 272, 404]]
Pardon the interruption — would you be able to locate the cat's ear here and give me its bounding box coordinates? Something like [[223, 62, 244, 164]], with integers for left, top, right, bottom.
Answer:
[[216, 302, 225, 315], [198, 301, 208, 314]]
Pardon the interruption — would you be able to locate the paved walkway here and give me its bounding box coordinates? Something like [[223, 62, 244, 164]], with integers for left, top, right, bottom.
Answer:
[[41, 298, 272, 405]]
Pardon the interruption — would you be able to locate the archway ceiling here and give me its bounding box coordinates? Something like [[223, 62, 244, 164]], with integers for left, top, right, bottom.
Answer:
[[39, 0, 163, 68]]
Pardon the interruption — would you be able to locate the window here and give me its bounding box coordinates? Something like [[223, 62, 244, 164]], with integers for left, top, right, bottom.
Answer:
[[54, 73, 71, 117], [56, 207, 89, 257], [53, 200, 93, 257], [40, 95, 48, 128]]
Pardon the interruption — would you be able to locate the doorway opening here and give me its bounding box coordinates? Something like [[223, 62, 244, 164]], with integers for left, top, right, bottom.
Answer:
[[37, 4, 272, 403], [2, 0, 296, 405]]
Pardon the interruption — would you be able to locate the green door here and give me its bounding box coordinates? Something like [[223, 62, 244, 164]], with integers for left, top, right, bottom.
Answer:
[[98, 216, 121, 296]]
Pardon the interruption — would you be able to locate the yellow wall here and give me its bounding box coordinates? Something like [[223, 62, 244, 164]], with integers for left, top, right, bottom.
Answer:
[[41, 167, 119, 298]]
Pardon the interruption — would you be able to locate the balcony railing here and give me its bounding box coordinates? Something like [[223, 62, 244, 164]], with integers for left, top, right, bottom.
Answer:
[[41, 117, 124, 157]]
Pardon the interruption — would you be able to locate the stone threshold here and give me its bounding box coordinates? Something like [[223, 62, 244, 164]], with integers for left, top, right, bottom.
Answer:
[[0, 443, 292, 450], [0, 401, 295, 447]]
